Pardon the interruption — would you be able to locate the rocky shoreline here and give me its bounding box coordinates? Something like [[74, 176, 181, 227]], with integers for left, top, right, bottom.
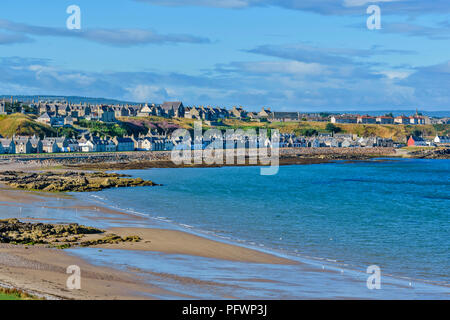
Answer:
[[0, 147, 397, 170], [61, 147, 396, 170], [407, 147, 450, 159], [0, 171, 158, 192], [0, 219, 141, 249]]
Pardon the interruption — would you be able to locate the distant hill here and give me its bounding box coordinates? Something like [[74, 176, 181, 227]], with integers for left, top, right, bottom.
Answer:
[[0, 114, 56, 138]]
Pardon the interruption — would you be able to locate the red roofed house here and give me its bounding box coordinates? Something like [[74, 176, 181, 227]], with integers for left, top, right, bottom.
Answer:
[[407, 136, 427, 147]]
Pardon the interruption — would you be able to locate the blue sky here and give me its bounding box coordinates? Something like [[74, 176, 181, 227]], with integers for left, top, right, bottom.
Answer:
[[0, 0, 449, 111]]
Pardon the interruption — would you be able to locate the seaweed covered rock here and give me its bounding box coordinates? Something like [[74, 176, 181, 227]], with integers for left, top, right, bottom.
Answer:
[[0, 171, 158, 192], [0, 219, 142, 249], [0, 218, 103, 245], [79, 234, 141, 247]]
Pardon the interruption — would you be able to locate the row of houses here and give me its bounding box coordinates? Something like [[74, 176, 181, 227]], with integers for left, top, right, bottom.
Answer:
[[0, 132, 395, 155], [0, 134, 175, 154], [277, 133, 395, 148], [407, 135, 450, 147], [331, 113, 427, 125], [2, 99, 332, 124], [4, 98, 449, 128], [172, 132, 396, 150], [2, 132, 448, 154], [32, 102, 187, 127]]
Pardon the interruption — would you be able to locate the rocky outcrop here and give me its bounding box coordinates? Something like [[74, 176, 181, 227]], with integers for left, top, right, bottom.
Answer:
[[408, 147, 450, 159], [0, 171, 158, 192], [78, 234, 141, 247], [0, 218, 103, 245], [0, 218, 142, 249]]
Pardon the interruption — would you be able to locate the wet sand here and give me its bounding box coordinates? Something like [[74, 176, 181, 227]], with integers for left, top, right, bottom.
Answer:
[[88, 227, 296, 265], [0, 244, 182, 300]]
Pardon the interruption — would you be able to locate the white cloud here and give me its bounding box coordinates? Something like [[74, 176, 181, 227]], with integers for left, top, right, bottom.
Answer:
[[135, 0, 450, 15], [343, 0, 403, 7], [378, 70, 413, 79], [235, 61, 328, 75], [0, 19, 210, 47], [125, 84, 170, 102], [1, 56, 449, 110], [137, 0, 251, 8]]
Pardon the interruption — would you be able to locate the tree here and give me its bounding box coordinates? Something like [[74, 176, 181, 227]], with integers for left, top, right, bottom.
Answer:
[[325, 123, 341, 133], [57, 127, 79, 138], [300, 128, 318, 137]]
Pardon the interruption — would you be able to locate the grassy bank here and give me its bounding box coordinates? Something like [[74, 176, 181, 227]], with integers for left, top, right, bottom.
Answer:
[[0, 113, 55, 138], [0, 287, 36, 300], [0, 292, 21, 300]]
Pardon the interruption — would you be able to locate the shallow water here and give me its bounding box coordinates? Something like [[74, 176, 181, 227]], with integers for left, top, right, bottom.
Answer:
[[66, 248, 449, 299]]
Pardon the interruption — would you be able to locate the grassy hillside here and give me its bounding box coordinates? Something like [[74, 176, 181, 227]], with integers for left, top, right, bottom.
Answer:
[[212, 120, 448, 142], [0, 113, 56, 138]]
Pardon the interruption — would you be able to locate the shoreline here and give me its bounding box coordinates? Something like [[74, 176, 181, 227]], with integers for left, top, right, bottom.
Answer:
[[1, 147, 398, 171]]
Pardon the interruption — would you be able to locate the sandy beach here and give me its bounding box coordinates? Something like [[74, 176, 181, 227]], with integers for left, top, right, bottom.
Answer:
[[0, 178, 296, 299], [0, 244, 178, 300], [0, 227, 294, 300], [89, 227, 295, 265]]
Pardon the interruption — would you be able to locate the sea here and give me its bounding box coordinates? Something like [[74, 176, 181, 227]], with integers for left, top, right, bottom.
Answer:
[[3, 158, 449, 298]]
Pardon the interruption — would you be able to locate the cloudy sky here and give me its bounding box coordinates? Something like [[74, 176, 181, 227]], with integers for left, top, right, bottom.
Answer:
[[0, 0, 449, 111]]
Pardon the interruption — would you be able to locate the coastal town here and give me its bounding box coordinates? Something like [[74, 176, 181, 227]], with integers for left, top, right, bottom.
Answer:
[[1, 0, 450, 303], [0, 97, 449, 155]]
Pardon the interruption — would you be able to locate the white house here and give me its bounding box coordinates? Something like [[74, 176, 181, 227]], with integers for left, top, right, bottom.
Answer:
[[78, 140, 97, 152], [434, 135, 450, 144]]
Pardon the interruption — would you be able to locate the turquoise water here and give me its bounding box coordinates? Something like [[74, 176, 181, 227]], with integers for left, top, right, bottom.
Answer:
[[84, 159, 449, 286]]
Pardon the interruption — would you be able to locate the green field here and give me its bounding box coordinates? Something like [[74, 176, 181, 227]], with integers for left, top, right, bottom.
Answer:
[[0, 288, 36, 300], [0, 292, 22, 300]]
